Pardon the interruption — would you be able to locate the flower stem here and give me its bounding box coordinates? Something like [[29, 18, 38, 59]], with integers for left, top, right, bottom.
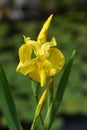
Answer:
[[48, 77, 54, 107], [31, 80, 44, 129], [35, 95, 44, 129]]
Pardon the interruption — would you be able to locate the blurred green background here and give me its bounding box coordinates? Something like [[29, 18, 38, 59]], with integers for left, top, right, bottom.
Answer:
[[0, 0, 87, 130]]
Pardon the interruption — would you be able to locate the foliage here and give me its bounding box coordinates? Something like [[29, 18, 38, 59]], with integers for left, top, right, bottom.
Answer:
[[0, 12, 87, 129]]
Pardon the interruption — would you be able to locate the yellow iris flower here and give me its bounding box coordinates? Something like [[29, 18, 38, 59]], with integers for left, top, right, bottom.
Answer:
[[16, 14, 65, 87]]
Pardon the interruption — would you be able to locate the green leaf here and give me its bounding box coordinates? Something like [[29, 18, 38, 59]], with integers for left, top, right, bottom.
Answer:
[[54, 50, 76, 107], [44, 50, 76, 130], [0, 63, 23, 130], [31, 80, 39, 98]]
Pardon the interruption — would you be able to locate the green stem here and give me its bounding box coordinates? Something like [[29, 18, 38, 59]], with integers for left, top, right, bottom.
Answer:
[[48, 77, 54, 107], [30, 117, 36, 130], [44, 77, 54, 130], [31, 80, 44, 130]]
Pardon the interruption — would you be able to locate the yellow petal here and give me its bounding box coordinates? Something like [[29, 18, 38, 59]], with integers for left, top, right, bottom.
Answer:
[[36, 37, 57, 58], [41, 59, 52, 75], [37, 14, 53, 43], [23, 35, 38, 55], [48, 48, 65, 76], [29, 68, 46, 87], [41, 37, 57, 53], [16, 43, 34, 74], [50, 37, 57, 46], [16, 60, 35, 75], [39, 69, 46, 87], [41, 37, 57, 50], [29, 65, 40, 83], [18, 44, 32, 63], [23, 35, 31, 43]]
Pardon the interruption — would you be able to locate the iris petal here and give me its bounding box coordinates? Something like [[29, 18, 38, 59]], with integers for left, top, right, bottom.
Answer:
[[16, 61, 35, 75], [39, 69, 46, 87], [48, 48, 65, 76], [18, 44, 32, 63], [29, 66, 40, 83]]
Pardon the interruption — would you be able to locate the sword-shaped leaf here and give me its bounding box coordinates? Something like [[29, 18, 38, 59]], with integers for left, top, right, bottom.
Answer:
[[44, 50, 76, 130], [0, 63, 23, 130]]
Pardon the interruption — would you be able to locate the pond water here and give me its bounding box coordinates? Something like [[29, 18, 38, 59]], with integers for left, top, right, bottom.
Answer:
[[60, 114, 87, 130]]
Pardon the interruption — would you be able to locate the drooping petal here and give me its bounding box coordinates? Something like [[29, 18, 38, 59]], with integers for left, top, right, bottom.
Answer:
[[16, 43, 34, 74], [16, 60, 36, 75], [29, 66, 40, 83], [41, 59, 52, 76], [28, 60, 46, 87], [18, 44, 32, 63], [48, 48, 65, 76], [37, 14, 53, 43], [38, 69, 46, 87]]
